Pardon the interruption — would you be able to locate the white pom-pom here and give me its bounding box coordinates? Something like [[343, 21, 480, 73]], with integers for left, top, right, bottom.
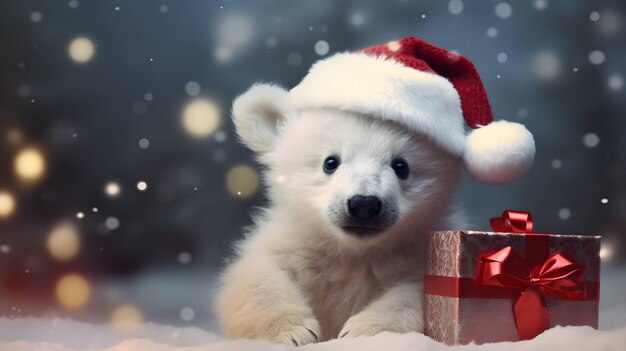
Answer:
[[463, 121, 535, 184]]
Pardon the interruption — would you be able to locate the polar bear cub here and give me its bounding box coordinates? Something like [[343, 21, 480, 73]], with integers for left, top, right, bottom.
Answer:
[[215, 84, 462, 345]]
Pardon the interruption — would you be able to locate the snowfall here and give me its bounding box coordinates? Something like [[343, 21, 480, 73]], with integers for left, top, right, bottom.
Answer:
[[1, 265, 625, 351]]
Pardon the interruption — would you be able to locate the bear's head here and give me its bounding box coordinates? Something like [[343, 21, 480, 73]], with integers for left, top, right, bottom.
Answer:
[[232, 84, 461, 247], [230, 39, 536, 248]]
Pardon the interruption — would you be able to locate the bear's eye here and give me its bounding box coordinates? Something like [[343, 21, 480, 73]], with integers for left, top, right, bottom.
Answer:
[[323, 156, 340, 174], [391, 159, 410, 179]]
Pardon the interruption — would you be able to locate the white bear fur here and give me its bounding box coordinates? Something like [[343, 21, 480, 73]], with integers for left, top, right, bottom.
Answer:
[[216, 84, 463, 345]]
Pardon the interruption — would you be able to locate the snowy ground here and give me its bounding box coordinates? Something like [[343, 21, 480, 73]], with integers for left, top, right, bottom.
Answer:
[[1, 265, 625, 351]]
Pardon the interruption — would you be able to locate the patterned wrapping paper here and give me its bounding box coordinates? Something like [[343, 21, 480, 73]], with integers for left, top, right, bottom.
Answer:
[[423, 230, 601, 345]]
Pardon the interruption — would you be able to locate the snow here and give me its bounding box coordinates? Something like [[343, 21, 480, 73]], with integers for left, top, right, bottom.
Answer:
[[1, 265, 625, 351], [0, 319, 624, 351]]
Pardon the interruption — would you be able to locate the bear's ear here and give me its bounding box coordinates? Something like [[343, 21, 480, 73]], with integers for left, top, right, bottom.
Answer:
[[231, 83, 292, 154]]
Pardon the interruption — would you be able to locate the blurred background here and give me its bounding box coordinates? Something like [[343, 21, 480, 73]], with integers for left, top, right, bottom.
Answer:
[[0, 0, 624, 334]]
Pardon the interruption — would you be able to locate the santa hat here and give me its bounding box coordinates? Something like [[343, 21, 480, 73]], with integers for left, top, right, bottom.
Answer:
[[289, 37, 535, 184]]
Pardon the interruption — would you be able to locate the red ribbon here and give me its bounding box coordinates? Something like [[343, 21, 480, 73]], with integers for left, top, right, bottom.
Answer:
[[424, 210, 597, 341], [477, 246, 585, 340], [489, 210, 534, 233]]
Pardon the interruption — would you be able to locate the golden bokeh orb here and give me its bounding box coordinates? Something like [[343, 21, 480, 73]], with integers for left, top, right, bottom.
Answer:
[[0, 191, 16, 218], [47, 222, 80, 261], [105, 181, 121, 197], [181, 98, 221, 138], [226, 164, 259, 198], [56, 274, 90, 309], [14, 148, 46, 182], [68, 36, 95, 63], [110, 305, 143, 332]]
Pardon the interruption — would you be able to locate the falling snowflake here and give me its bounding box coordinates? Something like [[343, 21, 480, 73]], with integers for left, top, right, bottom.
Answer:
[[138, 138, 150, 149], [350, 13, 365, 26], [582, 133, 599, 148], [558, 208, 571, 220], [608, 75, 623, 91], [495, 3, 513, 19], [185, 81, 201, 96], [314, 40, 330, 56], [105, 217, 120, 230], [532, 52, 560, 80], [178, 252, 192, 264], [588, 50, 605, 65], [180, 307, 195, 321], [30, 11, 43, 23], [497, 52, 508, 63], [534, 0, 548, 11], [448, 0, 463, 15]]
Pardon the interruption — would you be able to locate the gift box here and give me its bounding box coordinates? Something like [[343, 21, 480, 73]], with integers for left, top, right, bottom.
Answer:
[[423, 210, 601, 345]]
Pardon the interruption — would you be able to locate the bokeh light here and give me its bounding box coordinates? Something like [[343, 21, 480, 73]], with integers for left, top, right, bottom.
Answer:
[[180, 307, 195, 321], [47, 222, 80, 261], [68, 36, 95, 63], [216, 13, 254, 62], [105, 181, 121, 197], [608, 75, 623, 91], [226, 165, 259, 198], [6, 128, 23, 145], [558, 208, 571, 220], [532, 51, 560, 80], [55, 274, 90, 308], [448, 0, 464, 15], [184, 81, 201, 96], [387, 40, 401, 52], [588, 50, 606, 65], [582, 133, 600, 148], [30, 11, 43, 23], [350, 13, 365, 26], [178, 251, 192, 264], [494, 2, 513, 19], [105, 217, 120, 230], [14, 147, 46, 182], [0, 191, 16, 218], [314, 40, 330, 56], [181, 98, 221, 138], [600, 243, 614, 261], [110, 305, 143, 332], [534, 0, 547, 10], [136, 180, 148, 192]]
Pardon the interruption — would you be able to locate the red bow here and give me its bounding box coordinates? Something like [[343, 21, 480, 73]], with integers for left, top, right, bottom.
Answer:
[[477, 210, 586, 340], [489, 210, 534, 233]]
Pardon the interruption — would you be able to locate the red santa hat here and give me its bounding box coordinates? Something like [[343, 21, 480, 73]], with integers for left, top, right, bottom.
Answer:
[[289, 37, 535, 184]]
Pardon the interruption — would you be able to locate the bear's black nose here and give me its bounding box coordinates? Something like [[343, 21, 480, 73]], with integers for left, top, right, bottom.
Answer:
[[347, 195, 382, 220]]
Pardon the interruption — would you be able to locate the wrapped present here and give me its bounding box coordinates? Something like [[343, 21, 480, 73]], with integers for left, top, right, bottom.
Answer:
[[423, 210, 601, 345]]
